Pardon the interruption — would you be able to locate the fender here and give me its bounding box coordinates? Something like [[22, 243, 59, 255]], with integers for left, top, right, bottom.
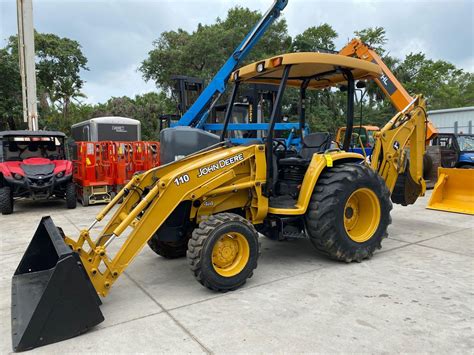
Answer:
[[457, 152, 474, 167], [268, 151, 364, 215]]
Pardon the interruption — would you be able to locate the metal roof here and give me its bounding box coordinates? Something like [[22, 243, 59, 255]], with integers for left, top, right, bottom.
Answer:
[[71, 116, 139, 128], [428, 106, 474, 115], [0, 130, 66, 138], [231, 52, 382, 89]]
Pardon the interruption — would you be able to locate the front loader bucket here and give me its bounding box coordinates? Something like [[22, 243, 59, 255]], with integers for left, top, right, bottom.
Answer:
[[427, 168, 474, 215], [11, 216, 104, 352]]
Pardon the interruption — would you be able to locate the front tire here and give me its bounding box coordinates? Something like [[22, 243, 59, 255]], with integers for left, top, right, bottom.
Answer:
[[305, 163, 392, 262], [187, 213, 260, 292], [0, 186, 13, 215], [65, 182, 77, 209], [147, 237, 189, 259]]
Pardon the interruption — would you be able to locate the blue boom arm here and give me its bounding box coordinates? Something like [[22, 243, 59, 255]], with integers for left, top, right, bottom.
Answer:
[[174, 0, 288, 128]]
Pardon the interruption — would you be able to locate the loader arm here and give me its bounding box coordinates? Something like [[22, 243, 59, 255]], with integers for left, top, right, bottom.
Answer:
[[65, 144, 268, 296], [370, 95, 427, 202], [339, 39, 437, 141]]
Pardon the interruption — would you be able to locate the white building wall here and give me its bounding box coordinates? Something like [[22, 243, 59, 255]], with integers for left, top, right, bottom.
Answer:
[[427, 107, 474, 134]]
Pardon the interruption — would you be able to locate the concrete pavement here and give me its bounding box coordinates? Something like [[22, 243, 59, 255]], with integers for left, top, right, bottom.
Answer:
[[1, 191, 473, 353]]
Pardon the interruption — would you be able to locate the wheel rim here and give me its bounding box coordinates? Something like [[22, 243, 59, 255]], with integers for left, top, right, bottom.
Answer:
[[344, 188, 381, 243], [212, 232, 250, 277]]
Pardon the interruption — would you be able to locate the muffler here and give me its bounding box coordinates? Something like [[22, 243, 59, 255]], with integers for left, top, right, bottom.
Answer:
[[11, 216, 104, 352]]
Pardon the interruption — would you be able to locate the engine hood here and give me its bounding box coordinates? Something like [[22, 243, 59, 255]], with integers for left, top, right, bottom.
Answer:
[[21, 162, 55, 176], [1, 158, 73, 178]]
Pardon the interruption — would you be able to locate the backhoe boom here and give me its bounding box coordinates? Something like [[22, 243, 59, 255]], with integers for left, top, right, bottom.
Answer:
[[339, 39, 437, 141]]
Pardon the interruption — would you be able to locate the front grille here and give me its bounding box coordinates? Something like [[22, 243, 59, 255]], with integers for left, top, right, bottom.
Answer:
[[27, 175, 53, 187]]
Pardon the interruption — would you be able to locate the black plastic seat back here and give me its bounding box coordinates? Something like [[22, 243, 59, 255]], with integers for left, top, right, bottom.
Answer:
[[299, 132, 332, 160]]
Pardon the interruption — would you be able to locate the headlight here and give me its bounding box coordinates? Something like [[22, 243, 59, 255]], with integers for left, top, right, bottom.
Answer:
[[14, 173, 23, 180], [56, 171, 64, 178], [256, 62, 265, 73]]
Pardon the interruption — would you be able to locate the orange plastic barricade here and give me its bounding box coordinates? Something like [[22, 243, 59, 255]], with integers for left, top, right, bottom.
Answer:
[[73, 142, 115, 206], [143, 142, 160, 170], [73, 141, 161, 206]]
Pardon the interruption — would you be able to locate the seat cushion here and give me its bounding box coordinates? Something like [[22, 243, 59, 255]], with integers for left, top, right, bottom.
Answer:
[[279, 157, 308, 166]]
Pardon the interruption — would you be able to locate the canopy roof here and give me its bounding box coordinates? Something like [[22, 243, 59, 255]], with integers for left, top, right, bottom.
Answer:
[[0, 130, 66, 138], [231, 52, 382, 89]]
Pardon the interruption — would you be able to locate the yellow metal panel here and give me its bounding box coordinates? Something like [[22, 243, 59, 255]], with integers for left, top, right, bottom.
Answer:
[[268, 151, 364, 215], [427, 168, 474, 215]]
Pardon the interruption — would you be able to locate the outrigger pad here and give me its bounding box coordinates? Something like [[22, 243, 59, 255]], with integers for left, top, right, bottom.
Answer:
[[11, 216, 104, 352]]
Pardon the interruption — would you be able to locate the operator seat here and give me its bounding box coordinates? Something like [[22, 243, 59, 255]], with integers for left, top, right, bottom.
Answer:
[[279, 132, 332, 167]]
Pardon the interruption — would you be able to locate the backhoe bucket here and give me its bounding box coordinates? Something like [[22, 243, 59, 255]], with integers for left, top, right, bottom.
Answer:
[[11, 216, 104, 352], [427, 168, 474, 215]]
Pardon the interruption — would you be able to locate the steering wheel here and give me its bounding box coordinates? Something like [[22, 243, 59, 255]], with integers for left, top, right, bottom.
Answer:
[[272, 139, 287, 152]]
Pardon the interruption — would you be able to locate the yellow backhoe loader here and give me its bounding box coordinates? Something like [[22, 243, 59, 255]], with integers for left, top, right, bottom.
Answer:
[[11, 52, 428, 351]]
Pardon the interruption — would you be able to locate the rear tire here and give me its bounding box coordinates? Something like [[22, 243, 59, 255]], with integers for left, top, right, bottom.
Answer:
[[65, 182, 77, 209], [187, 213, 259, 292], [147, 237, 189, 259], [0, 186, 13, 215], [305, 163, 392, 262]]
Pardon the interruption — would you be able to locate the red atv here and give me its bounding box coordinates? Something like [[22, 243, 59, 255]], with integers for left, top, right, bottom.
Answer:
[[0, 130, 76, 214]]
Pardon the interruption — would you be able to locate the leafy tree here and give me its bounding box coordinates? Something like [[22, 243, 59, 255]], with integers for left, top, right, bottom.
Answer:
[[395, 53, 474, 110], [41, 92, 174, 139], [354, 27, 387, 56], [292, 24, 338, 52], [89, 92, 174, 139], [2, 32, 88, 129], [0, 48, 23, 130], [140, 6, 291, 92], [34, 33, 89, 117]]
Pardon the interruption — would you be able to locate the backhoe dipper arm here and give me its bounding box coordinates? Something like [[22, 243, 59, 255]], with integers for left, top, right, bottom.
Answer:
[[339, 39, 437, 140], [176, 0, 288, 128], [370, 95, 427, 201]]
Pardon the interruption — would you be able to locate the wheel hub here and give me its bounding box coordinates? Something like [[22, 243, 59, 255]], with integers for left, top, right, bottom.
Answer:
[[212, 236, 239, 268], [211, 232, 250, 277], [343, 188, 381, 243]]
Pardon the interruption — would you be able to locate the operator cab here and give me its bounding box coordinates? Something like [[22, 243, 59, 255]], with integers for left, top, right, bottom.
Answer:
[[223, 52, 382, 200]]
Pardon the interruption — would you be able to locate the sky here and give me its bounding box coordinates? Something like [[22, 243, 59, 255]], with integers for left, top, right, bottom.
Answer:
[[1, 0, 473, 104]]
